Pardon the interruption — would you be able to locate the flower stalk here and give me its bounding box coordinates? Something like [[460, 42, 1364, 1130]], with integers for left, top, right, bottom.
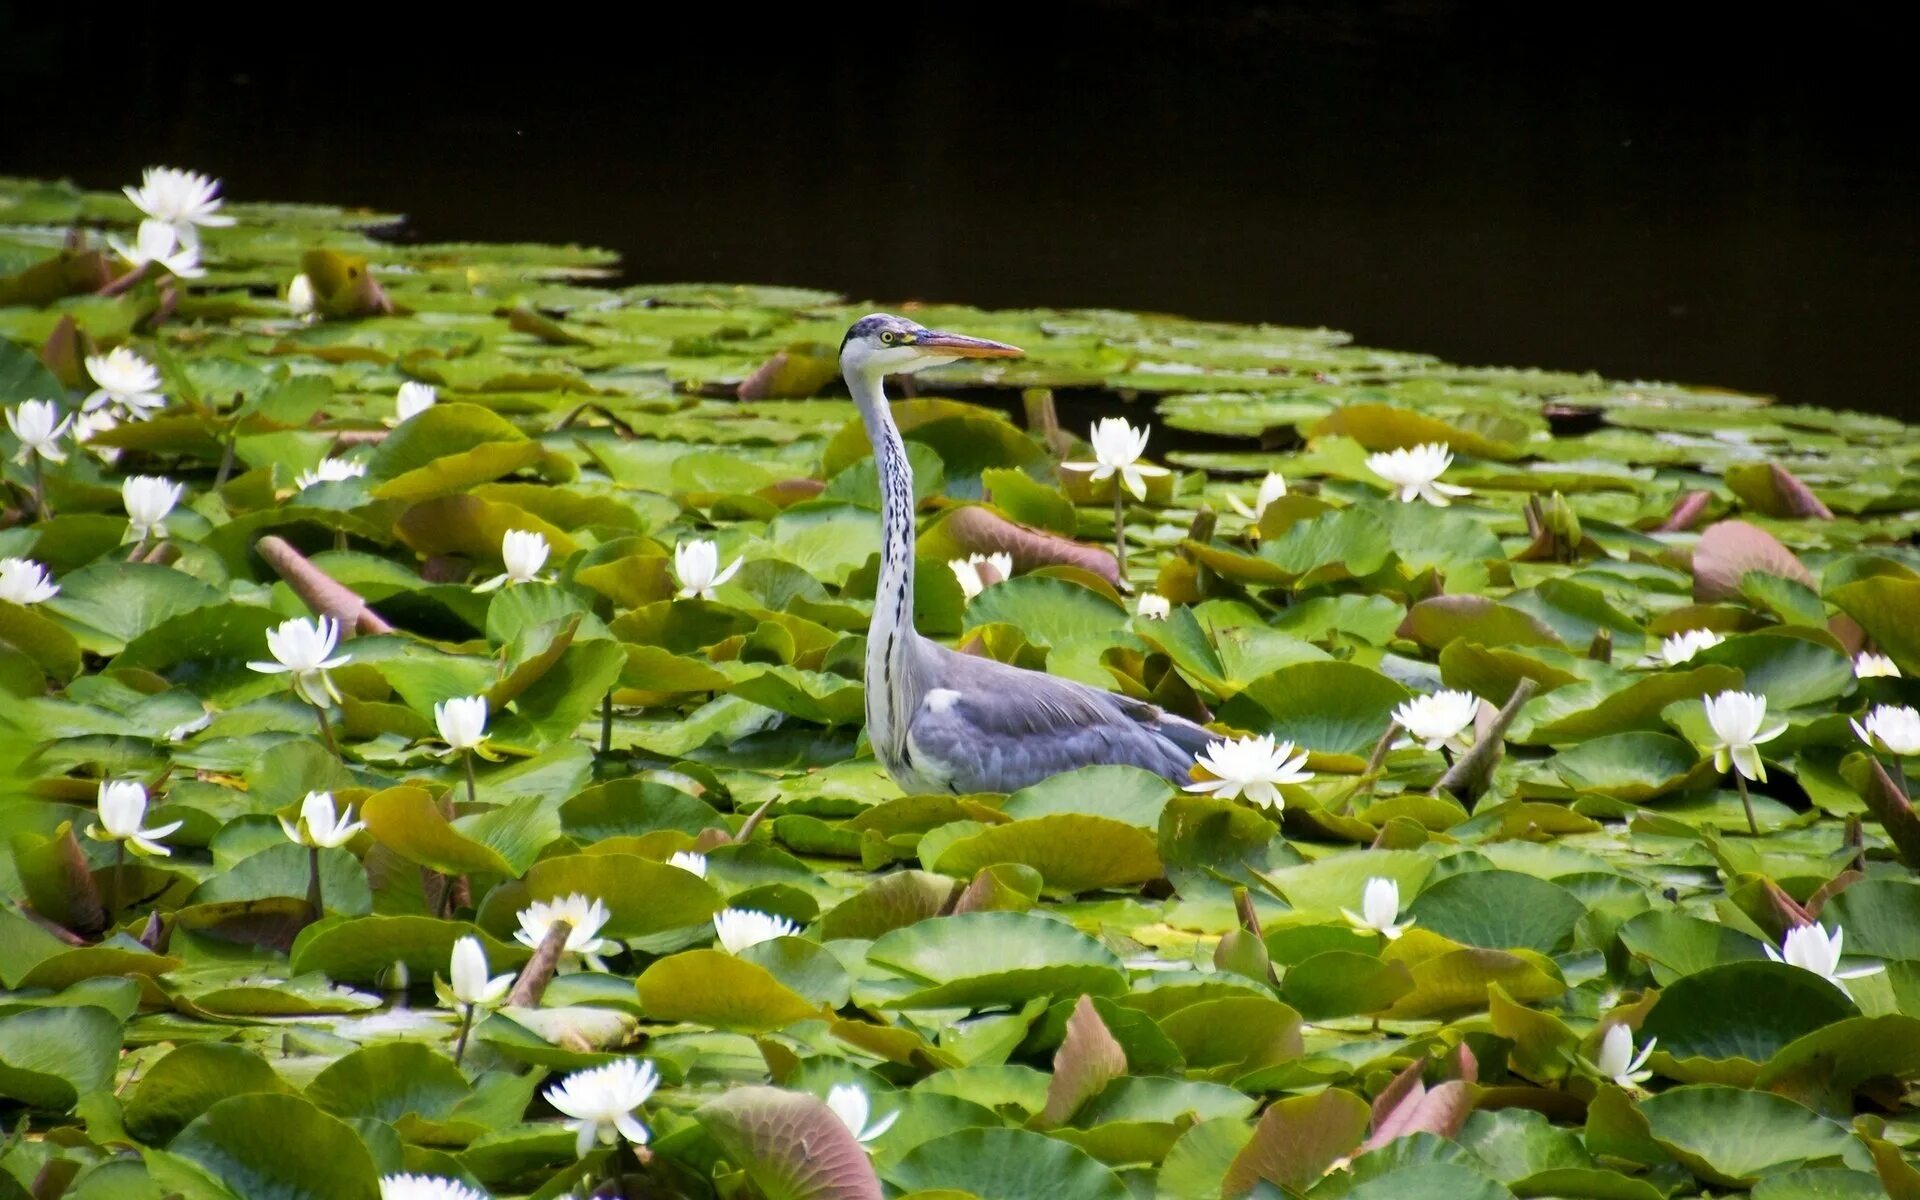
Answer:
[[29, 454, 47, 520], [312, 700, 340, 757], [307, 844, 324, 920]]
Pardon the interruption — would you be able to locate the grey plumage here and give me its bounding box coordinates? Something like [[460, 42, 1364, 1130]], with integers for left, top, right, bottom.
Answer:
[[842, 313, 1212, 796]]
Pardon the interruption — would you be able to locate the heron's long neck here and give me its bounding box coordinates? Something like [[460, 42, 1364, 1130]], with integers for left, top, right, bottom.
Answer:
[[849, 367, 919, 760]]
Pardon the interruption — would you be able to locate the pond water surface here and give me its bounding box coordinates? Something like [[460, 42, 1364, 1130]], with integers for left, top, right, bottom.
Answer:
[[1, 3, 1913, 418]]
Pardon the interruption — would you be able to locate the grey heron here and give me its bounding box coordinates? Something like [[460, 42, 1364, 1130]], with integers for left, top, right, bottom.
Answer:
[[842, 313, 1216, 794]]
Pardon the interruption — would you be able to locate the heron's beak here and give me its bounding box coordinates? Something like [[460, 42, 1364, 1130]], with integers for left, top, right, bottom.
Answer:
[[913, 330, 1024, 358]]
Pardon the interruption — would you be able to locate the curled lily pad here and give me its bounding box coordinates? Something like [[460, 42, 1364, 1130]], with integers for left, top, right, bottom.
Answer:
[[699, 1085, 884, 1200]]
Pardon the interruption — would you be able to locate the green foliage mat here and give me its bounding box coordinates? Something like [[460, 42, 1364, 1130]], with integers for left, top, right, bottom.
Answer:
[[3, 172, 1920, 1199]]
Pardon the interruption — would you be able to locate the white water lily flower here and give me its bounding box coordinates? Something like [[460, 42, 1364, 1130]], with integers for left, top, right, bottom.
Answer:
[[544, 1058, 660, 1159], [123, 166, 234, 249], [71, 409, 121, 462], [1856, 652, 1902, 679], [247, 616, 351, 707], [1367, 442, 1471, 506], [395, 381, 438, 421], [949, 552, 1013, 599], [1591, 1024, 1655, 1088], [475, 529, 551, 592], [448, 935, 513, 1008], [1766, 923, 1884, 997], [435, 696, 490, 753], [1852, 704, 1920, 757], [1702, 690, 1788, 781], [674, 538, 743, 599], [294, 457, 368, 491], [85, 779, 182, 857], [1657, 628, 1725, 666], [1341, 877, 1413, 940], [287, 273, 316, 317], [107, 218, 205, 278], [1227, 471, 1288, 519], [122, 475, 184, 539], [378, 1175, 486, 1200], [1392, 690, 1480, 754], [7, 399, 71, 462], [279, 790, 365, 849], [667, 850, 708, 878], [713, 907, 800, 954], [0, 558, 59, 606], [1137, 592, 1172, 620], [1062, 417, 1170, 500], [84, 347, 166, 419], [514, 894, 616, 971], [1184, 734, 1314, 810], [826, 1083, 899, 1145]]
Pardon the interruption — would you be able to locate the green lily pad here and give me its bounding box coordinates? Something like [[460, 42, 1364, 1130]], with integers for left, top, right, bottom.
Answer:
[[1405, 870, 1586, 955], [887, 1127, 1130, 1200], [1640, 961, 1859, 1081], [1552, 732, 1710, 801], [635, 948, 823, 1032], [867, 912, 1127, 1009], [168, 1093, 382, 1200], [919, 814, 1161, 896], [0, 1005, 121, 1107], [1636, 1086, 1860, 1188], [480, 852, 724, 938], [1217, 661, 1410, 764]]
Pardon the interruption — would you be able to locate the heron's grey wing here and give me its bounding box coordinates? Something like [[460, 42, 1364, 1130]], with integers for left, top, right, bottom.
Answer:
[[902, 649, 1211, 793]]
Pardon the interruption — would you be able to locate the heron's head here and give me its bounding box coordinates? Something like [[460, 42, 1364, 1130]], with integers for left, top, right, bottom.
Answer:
[[838, 313, 1023, 378]]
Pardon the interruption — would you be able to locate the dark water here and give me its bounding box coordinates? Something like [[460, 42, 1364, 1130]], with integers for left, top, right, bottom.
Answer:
[[2, 3, 1915, 418]]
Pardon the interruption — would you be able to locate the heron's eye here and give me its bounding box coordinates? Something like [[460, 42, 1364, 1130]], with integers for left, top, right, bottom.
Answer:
[[879, 332, 896, 345]]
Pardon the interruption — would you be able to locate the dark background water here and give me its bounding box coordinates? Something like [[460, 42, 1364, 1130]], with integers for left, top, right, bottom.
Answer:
[[2, 2, 1914, 418]]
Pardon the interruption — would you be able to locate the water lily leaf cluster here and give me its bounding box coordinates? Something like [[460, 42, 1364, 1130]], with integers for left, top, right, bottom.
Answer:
[[3, 171, 1920, 1199]]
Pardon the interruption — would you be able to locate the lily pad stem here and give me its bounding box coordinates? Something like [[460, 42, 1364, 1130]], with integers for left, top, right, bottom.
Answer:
[[126, 536, 147, 562], [1112, 486, 1127, 582], [600, 691, 613, 756], [463, 749, 479, 807]]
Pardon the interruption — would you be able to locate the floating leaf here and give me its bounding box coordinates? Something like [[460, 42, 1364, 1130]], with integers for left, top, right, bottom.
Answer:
[[867, 912, 1127, 1009], [635, 950, 822, 1032], [169, 1093, 382, 1200], [699, 1085, 884, 1200], [887, 1127, 1130, 1200]]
